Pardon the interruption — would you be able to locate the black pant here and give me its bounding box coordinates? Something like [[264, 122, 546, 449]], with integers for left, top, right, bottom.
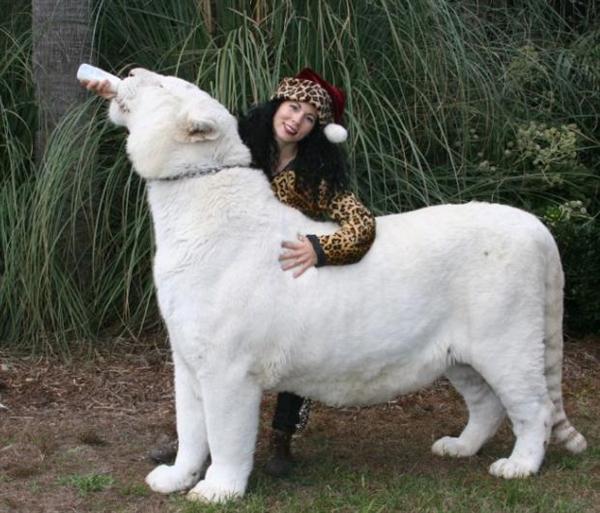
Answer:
[[272, 392, 304, 433]]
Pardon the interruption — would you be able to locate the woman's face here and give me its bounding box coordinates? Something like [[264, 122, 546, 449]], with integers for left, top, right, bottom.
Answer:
[[272, 100, 318, 146]]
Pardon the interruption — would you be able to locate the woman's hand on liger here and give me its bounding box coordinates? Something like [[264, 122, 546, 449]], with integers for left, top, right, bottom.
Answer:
[[79, 79, 116, 100], [279, 234, 318, 278]]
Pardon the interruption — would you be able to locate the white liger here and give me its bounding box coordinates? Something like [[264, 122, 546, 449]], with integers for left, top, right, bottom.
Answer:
[[106, 68, 586, 503]]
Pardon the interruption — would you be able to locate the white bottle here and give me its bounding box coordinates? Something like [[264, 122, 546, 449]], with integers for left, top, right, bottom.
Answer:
[[77, 64, 121, 93]]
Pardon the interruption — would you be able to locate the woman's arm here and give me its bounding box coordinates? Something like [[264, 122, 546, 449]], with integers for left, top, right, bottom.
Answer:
[[276, 172, 376, 277], [279, 235, 318, 278], [79, 79, 116, 99], [310, 190, 376, 266]]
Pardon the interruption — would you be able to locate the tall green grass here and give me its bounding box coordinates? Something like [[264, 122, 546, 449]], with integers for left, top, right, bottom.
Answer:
[[1, 0, 598, 351]]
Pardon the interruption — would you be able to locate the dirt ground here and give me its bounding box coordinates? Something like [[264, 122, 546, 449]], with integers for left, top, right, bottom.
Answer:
[[1, 336, 598, 513]]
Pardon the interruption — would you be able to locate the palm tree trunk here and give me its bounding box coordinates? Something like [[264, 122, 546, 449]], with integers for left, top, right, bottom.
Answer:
[[32, 0, 92, 161], [32, 0, 94, 293]]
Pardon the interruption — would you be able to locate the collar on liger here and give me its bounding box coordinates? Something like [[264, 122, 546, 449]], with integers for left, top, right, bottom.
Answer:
[[147, 164, 244, 182]]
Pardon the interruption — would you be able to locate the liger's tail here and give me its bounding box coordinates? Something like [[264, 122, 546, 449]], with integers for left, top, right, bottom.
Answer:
[[543, 236, 587, 453]]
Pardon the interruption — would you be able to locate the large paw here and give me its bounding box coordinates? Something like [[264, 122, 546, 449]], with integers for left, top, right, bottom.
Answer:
[[145, 464, 199, 494], [432, 436, 477, 457], [489, 458, 536, 479], [187, 479, 242, 504]]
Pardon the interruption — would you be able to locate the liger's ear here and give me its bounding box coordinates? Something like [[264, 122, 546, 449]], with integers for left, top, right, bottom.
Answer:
[[176, 106, 220, 143], [186, 118, 219, 142]]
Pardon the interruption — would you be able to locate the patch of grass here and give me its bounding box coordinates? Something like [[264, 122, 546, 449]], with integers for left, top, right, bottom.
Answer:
[[58, 473, 115, 495], [167, 444, 598, 513], [119, 481, 150, 498]]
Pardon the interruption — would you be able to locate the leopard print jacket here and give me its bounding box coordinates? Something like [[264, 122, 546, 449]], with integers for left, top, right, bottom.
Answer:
[[271, 169, 376, 266]]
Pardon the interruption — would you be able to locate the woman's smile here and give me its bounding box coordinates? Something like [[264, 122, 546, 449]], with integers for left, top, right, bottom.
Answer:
[[283, 122, 298, 135]]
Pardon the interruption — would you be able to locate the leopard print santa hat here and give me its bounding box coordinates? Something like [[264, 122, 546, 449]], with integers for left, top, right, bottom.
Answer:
[[272, 68, 348, 143]]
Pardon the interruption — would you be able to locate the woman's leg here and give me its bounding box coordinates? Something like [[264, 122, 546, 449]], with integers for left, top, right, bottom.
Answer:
[[265, 392, 310, 477], [272, 392, 305, 432]]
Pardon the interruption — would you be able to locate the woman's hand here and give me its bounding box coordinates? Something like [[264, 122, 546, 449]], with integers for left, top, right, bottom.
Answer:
[[79, 79, 116, 100], [279, 234, 318, 278]]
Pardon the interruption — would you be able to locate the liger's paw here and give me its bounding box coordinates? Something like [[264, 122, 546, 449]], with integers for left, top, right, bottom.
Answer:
[[187, 479, 242, 504], [145, 464, 199, 494], [489, 458, 536, 479], [432, 436, 477, 457]]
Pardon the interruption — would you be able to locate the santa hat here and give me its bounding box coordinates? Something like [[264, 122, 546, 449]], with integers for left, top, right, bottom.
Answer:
[[272, 68, 348, 143]]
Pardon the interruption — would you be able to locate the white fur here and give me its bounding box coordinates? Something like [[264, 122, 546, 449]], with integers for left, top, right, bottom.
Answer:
[[108, 69, 586, 503]]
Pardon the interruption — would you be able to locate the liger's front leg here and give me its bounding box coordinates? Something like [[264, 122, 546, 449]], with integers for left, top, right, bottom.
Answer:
[[186, 371, 262, 503], [146, 352, 209, 493]]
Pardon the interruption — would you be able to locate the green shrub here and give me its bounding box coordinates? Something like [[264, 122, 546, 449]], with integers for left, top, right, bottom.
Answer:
[[546, 211, 600, 335], [1, 0, 599, 350]]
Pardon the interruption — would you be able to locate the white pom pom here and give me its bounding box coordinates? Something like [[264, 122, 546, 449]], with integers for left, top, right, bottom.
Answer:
[[323, 123, 348, 143]]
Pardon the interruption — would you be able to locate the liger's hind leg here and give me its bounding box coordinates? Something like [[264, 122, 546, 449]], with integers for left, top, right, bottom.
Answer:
[[432, 364, 505, 458], [477, 353, 554, 479]]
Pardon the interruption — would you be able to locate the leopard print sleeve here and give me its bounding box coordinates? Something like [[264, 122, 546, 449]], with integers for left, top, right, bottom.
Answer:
[[309, 190, 376, 266]]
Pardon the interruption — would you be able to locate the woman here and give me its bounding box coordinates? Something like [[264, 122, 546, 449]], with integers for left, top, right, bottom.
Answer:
[[237, 69, 376, 476], [81, 68, 376, 477]]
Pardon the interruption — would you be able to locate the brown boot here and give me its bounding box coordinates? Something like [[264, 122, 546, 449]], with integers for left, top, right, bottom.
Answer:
[[264, 429, 294, 477]]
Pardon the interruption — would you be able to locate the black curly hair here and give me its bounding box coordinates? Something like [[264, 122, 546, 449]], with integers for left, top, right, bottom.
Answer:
[[237, 99, 349, 202]]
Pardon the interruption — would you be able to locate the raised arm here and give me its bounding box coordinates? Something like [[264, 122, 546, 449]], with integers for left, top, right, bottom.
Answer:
[[79, 79, 116, 100]]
